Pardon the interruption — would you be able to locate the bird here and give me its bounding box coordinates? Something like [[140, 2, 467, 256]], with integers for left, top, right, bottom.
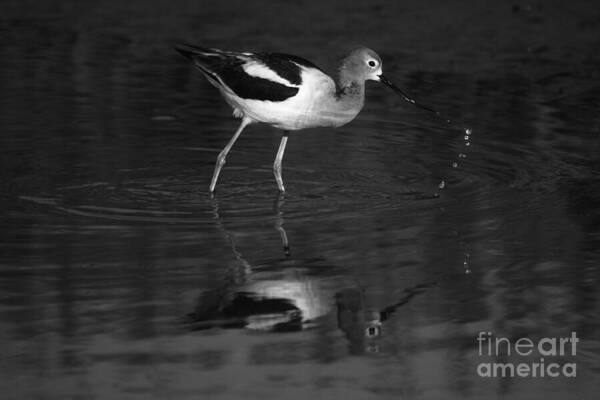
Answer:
[[175, 44, 432, 193]]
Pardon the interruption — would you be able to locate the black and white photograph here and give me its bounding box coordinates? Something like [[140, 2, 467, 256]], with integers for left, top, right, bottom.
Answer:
[[1, 0, 599, 398]]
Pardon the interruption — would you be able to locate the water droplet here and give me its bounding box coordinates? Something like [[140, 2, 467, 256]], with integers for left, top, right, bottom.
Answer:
[[366, 343, 380, 353], [463, 253, 471, 274], [464, 135, 470, 140], [465, 128, 472, 136], [465, 142, 471, 147], [151, 115, 176, 121], [452, 162, 458, 168], [459, 153, 467, 158], [438, 180, 446, 189]]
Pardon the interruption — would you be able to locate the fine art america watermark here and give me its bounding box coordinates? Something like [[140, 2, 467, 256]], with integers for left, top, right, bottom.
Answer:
[[476, 331, 578, 378]]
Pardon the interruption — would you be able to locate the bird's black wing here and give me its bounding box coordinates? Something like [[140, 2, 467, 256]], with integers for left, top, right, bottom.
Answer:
[[175, 44, 304, 102]]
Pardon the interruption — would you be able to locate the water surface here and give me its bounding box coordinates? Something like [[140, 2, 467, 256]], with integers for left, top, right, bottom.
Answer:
[[1, 0, 599, 399]]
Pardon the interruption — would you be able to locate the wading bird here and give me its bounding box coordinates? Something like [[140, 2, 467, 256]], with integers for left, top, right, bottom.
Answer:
[[176, 44, 434, 192]]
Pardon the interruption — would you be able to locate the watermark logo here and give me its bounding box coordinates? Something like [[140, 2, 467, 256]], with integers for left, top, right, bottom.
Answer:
[[476, 331, 578, 378]]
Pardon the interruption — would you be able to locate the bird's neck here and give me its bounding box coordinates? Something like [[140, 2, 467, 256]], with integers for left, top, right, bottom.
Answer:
[[336, 60, 366, 92], [336, 68, 365, 94], [318, 78, 364, 128], [335, 75, 365, 106]]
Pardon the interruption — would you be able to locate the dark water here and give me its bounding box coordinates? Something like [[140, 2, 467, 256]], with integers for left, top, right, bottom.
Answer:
[[1, 0, 600, 398]]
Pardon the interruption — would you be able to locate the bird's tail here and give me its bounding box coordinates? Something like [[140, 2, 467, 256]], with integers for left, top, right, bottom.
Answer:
[[174, 43, 235, 89], [174, 43, 226, 61]]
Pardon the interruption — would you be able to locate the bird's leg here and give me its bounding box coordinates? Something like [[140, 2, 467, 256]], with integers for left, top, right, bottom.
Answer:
[[209, 118, 251, 192], [273, 132, 289, 192]]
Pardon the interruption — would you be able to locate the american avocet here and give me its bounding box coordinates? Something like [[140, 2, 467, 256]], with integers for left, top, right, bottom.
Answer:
[[176, 44, 436, 193]]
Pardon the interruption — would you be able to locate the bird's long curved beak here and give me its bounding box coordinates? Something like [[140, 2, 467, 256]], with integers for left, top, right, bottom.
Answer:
[[378, 74, 440, 115]]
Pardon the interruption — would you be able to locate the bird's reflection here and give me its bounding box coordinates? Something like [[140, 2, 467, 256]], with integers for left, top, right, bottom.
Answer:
[[190, 193, 435, 354], [191, 194, 315, 331], [335, 282, 436, 354], [273, 193, 291, 257]]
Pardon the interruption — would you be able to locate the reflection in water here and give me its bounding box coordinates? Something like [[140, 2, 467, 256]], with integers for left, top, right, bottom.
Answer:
[[192, 194, 331, 331], [336, 282, 439, 354], [1, 0, 600, 398], [191, 194, 434, 354], [273, 194, 291, 257]]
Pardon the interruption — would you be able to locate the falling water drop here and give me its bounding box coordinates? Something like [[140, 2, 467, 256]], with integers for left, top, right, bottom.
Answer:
[[434, 127, 473, 198], [463, 253, 471, 274]]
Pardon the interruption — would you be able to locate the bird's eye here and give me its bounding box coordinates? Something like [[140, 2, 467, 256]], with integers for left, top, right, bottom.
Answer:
[[367, 60, 378, 68]]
